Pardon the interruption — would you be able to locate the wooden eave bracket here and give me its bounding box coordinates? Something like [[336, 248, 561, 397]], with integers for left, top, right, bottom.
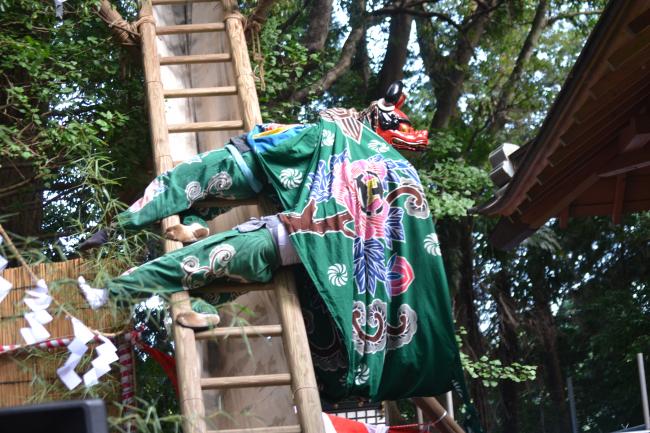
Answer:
[[628, 7, 650, 34], [612, 174, 626, 225], [600, 146, 650, 178], [599, 115, 650, 177], [618, 113, 650, 152]]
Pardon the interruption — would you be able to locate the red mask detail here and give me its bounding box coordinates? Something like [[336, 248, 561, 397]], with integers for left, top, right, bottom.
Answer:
[[375, 107, 429, 152]]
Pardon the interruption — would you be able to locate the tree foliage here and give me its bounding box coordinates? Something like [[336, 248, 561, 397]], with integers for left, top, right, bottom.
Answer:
[[0, 0, 148, 253]]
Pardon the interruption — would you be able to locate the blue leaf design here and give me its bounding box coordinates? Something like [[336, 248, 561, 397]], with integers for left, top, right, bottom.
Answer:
[[386, 253, 400, 282], [330, 150, 348, 169], [308, 160, 332, 203], [308, 151, 349, 203], [384, 158, 420, 183], [353, 238, 366, 294], [353, 237, 386, 297], [384, 207, 405, 249]]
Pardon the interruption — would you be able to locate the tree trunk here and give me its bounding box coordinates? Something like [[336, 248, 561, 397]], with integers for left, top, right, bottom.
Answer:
[[291, 24, 365, 102], [303, 0, 333, 52], [376, 13, 413, 98], [0, 162, 43, 240], [493, 266, 521, 433], [533, 297, 570, 433], [0, 63, 44, 241]]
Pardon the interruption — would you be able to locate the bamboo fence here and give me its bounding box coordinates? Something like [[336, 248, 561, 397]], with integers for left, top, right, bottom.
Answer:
[[0, 258, 126, 408]]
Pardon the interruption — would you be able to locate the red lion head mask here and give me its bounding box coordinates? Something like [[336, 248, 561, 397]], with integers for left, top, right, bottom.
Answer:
[[359, 81, 429, 152]]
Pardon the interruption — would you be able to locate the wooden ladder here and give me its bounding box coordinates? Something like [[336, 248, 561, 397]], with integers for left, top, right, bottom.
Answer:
[[138, 1, 325, 432]]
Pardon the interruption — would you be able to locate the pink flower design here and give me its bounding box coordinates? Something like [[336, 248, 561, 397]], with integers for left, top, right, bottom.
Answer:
[[128, 178, 166, 213], [331, 159, 390, 240]]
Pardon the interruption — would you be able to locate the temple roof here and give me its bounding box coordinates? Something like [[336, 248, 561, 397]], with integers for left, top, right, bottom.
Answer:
[[475, 0, 650, 249]]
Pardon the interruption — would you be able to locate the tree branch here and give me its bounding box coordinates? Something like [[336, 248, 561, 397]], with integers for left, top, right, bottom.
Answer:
[[280, 0, 310, 33], [96, 0, 140, 52], [546, 10, 603, 26], [371, 7, 462, 32], [487, 0, 549, 135], [415, 9, 445, 90], [428, 0, 502, 129], [247, 0, 279, 30], [464, 0, 506, 28], [0, 176, 37, 197], [290, 10, 372, 102]]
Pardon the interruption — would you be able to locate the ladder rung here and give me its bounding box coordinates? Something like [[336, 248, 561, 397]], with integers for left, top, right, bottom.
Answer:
[[160, 53, 231, 65], [153, 0, 214, 5], [197, 197, 258, 207], [208, 426, 302, 433], [164, 86, 237, 98], [201, 373, 292, 390], [168, 120, 244, 133], [157, 23, 225, 35], [195, 281, 276, 295], [195, 324, 283, 340]]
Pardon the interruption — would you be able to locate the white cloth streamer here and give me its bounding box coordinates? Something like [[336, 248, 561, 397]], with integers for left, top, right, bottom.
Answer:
[[77, 276, 109, 310], [83, 335, 118, 387], [21, 281, 53, 344], [0, 276, 11, 304], [57, 352, 83, 390], [0, 236, 8, 302]]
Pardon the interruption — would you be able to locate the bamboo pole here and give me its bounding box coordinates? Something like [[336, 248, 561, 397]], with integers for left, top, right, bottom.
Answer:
[[156, 22, 226, 35], [160, 53, 232, 65], [138, 3, 206, 433], [200, 373, 292, 390], [164, 86, 237, 98], [384, 401, 401, 426], [413, 397, 466, 433], [275, 270, 325, 433], [222, 0, 262, 129], [167, 120, 244, 133], [194, 324, 283, 340]]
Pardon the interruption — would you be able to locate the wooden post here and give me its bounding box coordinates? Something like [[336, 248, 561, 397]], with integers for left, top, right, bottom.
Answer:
[[222, 0, 262, 129], [138, 3, 206, 433], [384, 401, 401, 426], [413, 397, 466, 433], [275, 270, 325, 433]]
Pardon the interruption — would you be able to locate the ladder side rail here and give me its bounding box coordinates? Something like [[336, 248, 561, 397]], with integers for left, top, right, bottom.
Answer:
[[413, 397, 466, 433], [139, 4, 207, 433], [275, 271, 326, 433], [221, 2, 325, 432], [222, 0, 262, 129]]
